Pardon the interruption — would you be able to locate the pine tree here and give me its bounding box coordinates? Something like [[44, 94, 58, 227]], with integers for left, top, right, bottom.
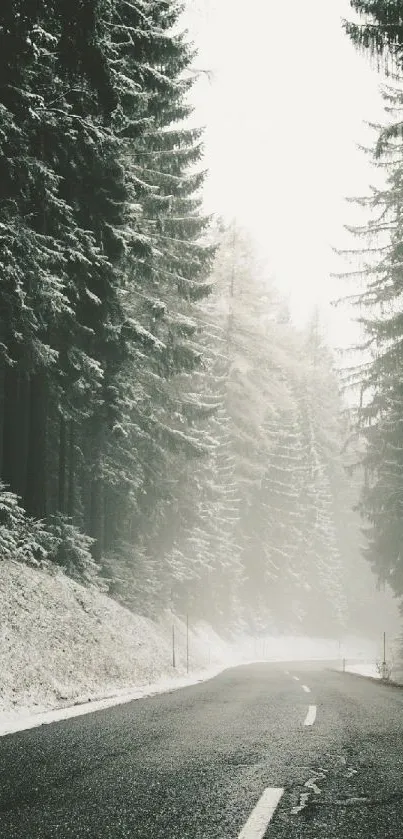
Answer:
[[0, 0, 215, 590], [0, 0, 122, 523], [91, 0, 216, 591], [336, 79, 403, 598], [345, 2, 403, 69], [253, 405, 306, 630]]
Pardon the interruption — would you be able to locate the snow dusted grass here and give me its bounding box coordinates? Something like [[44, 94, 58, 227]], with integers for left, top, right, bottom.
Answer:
[[0, 560, 235, 731]]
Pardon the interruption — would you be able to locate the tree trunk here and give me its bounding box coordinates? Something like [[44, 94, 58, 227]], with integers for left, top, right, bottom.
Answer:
[[26, 371, 48, 518], [15, 371, 30, 500], [2, 365, 20, 492], [67, 419, 75, 519], [0, 363, 5, 480], [58, 413, 66, 514], [103, 488, 110, 552], [103, 488, 120, 552], [90, 476, 103, 562]]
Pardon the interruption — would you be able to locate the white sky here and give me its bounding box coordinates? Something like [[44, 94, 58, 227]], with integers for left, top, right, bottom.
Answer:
[[182, 0, 388, 348]]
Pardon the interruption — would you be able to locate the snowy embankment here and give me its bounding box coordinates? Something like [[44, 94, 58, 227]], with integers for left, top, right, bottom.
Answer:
[[0, 559, 389, 736], [0, 560, 236, 734]]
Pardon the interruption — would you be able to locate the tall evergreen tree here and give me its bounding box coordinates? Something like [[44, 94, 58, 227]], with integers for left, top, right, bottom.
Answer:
[[0, 0, 125, 526], [198, 225, 351, 634], [334, 50, 403, 601], [0, 0, 214, 590], [98, 0, 216, 587], [345, 1, 403, 68]]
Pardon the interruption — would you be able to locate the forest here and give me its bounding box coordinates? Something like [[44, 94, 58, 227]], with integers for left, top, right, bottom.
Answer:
[[0, 0, 402, 639]]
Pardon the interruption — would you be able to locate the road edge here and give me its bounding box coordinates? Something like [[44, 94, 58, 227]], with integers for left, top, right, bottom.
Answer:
[[0, 665, 232, 739], [328, 667, 403, 690]]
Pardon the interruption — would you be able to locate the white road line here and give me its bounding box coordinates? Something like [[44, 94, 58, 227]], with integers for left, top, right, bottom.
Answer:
[[284, 669, 290, 675], [238, 788, 284, 839], [304, 705, 317, 726], [292, 676, 300, 682], [302, 684, 311, 693]]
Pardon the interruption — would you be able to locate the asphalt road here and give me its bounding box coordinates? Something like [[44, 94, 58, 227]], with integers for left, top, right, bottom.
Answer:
[[1, 662, 403, 838]]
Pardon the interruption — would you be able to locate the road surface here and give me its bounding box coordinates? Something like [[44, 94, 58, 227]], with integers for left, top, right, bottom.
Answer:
[[0, 662, 402, 838]]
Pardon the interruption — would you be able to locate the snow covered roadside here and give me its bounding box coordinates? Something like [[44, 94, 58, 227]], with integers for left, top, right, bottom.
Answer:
[[344, 662, 380, 679], [343, 661, 403, 682], [0, 666, 230, 738], [0, 560, 236, 736]]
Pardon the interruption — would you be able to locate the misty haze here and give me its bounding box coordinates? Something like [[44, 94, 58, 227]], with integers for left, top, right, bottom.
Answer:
[[1, 1, 403, 837]]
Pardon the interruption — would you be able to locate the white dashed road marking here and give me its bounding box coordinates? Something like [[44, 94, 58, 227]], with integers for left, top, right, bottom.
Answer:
[[292, 676, 300, 682], [304, 705, 317, 726], [284, 669, 290, 675], [238, 788, 284, 839], [302, 685, 311, 693]]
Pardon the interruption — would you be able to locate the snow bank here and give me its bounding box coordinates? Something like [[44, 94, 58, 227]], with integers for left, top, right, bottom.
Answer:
[[0, 560, 235, 727], [0, 667, 230, 737]]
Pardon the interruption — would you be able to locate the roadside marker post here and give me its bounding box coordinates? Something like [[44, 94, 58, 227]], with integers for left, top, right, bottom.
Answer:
[[381, 631, 389, 680], [186, 613, 189, 674], [170, 587, 176, 669]]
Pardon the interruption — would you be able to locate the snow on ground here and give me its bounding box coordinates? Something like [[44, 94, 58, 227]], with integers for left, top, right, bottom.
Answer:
[[344, 662, 380, 679], [0, 666, 229, 738], [0, 558, 391, 737], [0, 559, 236, 732], [344, 656, 403, 682], [340, 636, 403, 682]]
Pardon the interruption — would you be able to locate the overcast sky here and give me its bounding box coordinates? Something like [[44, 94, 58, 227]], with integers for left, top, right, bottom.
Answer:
[[182, 0, 388, 347]]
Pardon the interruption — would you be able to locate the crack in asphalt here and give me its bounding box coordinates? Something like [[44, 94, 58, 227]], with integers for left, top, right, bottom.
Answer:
[[290, 770, 328, 814], [293, 791, 403, 814]]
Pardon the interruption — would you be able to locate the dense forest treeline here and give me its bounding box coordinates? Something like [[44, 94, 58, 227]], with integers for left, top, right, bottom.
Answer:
[[341, 1, 403, 609], [0, 0, 394, 638], [0, 0, 214, 571]]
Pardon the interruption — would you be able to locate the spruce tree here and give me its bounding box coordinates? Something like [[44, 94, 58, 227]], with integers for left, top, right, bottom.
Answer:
[[345, 2, 403, 68], [92, 0, 216, 587], [0, 0, 214, 587], [336, 78, 403, 598], [0, 0, 122, 521]]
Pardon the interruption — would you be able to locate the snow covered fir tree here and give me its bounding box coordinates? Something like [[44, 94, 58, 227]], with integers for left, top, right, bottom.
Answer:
[[0, 0, 399, 644], [341, 0, 403, 610]]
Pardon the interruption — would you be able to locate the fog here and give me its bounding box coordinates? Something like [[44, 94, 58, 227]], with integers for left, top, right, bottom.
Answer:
[[183, 0, 387, 345]]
